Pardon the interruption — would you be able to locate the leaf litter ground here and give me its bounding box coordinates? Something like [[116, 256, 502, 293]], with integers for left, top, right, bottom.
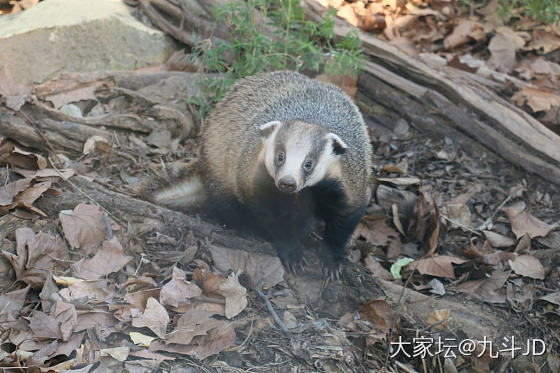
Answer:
[[0, 103, 558, 372]]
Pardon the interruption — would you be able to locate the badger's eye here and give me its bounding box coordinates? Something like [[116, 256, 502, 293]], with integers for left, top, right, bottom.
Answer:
[[276, 152, 285, 164], [303, 159, 313, 171]]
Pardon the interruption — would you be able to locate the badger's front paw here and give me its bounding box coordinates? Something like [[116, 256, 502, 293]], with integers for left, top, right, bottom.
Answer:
[[321, 254, 344, 283], [275, 243, 308, 274]]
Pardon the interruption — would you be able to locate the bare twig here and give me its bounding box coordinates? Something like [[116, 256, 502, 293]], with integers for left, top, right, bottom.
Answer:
[[255, 286, 289, 334]]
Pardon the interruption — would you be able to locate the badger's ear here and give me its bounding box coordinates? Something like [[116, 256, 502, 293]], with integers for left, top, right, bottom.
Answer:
[[327, 133, 348, 155], [259, 121, 282, 139]]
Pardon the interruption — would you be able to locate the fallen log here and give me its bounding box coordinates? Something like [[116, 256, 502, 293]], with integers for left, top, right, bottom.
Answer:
[[303, 0, 560, 185], [0, 71, 200, 156]]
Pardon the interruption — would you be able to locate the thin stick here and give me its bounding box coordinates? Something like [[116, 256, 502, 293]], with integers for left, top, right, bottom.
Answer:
[[255, 287, 289, 334]]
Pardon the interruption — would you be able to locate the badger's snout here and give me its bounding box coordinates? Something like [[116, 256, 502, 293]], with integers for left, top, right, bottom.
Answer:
[[277, 176, 297, 193]]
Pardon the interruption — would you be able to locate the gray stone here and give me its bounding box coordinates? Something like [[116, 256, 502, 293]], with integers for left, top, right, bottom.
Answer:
[[0, 0, 178, 89]]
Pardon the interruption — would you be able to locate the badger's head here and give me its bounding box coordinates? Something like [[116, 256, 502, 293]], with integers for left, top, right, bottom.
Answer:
[[259, 120, 347, 194]]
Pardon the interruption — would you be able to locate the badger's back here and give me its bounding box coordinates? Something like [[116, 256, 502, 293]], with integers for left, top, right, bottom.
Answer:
[[201, 71, 372, 204]]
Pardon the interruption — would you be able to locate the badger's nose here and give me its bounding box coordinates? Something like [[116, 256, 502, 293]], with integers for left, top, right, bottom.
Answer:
[[277, 176, 297, 193]]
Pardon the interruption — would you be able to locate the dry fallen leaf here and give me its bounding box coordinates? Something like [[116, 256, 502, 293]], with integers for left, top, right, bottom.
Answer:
[[0, 286, 29, 316], [219, 272, 248, 319], [53, 301, 77, 341], [131, 297, 169, 338], [509, 255, 545, 280], [528, 29, 560, 54], [446, 190, 475, 229], [209, 245, 284, 288], [159, 267, 203, 308], [409, 255, 468, 278], [29, 310, 62, 340], [0, 178, 32, 206], [59, 203, 108, 254], [505, 205, 554, 239], [511, 85, 560, 113], [482, 230, 515, 248], [539, 292, 560, 306], [444, 19, 484, 49], [353, 217, 400, 247], [166, 308, 226, 345], [130, 332, 156, 347], [364, 255, 393, 280], [488, 28, 525, 72], [99, 347, 130, 362], [2, 228, 69, 289], [358, 299, 394, 333], [72, 237, 132, 280], [124, 288, 162, 311], [8, 180, 52, 216], [59, 279, 114, 304], [151, 323, 236, 360]]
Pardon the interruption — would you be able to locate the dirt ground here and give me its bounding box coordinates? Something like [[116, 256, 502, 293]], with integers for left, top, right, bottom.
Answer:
[[0, 68, 558, 372]]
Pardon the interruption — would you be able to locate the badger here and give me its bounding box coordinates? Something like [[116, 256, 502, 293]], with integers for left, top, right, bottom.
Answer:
[[155, 71, 372, 278]]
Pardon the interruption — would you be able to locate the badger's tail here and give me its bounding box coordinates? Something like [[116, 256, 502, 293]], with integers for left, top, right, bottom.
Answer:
[[153, 175, 206, 211]]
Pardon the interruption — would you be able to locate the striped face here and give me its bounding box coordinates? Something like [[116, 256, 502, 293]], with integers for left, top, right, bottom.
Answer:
[[259, 120, 347, 193]]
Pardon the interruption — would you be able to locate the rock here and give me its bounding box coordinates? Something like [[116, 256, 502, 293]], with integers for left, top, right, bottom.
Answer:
[[0, 0, 178, 89]]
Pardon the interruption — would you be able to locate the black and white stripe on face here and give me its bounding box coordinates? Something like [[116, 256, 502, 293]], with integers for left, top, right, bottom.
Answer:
[[261, 120, 345, 193]]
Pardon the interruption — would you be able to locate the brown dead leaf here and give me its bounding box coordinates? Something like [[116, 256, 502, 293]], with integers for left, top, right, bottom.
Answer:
[[2, 228, 69, 289], [488, 28, 525, 73], [8, 180, 51, 216], [160, 267, 202, 308], [151, 323, 236, 360], [361, 4, 386, 33], [209, 245, 284, 288], [55, 331, 85, 357], [482, 230, 515, 248], [353, 217, 400, 247], [528, 29, 560, 54], [193, 268, 224, 298], [455, 270, 509, 304], [219, 272, 248, 319], [59, 279, 115, 304], [59, 203, 108, 254], [409, 255, 468, 278], [132, 297, 169, 338], [364, 255, 393, 280], [358, 299, 394, 333], [539, 292, 560, 306], [426, 308, 450, 330], [0, 286, 29, 316], [29, 340, 59, 365], [444, 19, 485, 49], [0, 178, 32, 206], [72, 237, 132, 280], [53, 301, 77, 341], [511, 85, 560, 113], [29, 310, 62, 339], [125, 288, 162, 311], [337, 3, 359, 26], [446, 190, 475, 228], [166, 309, 226, 345], [0, 141, 43, 170], [505, 205, 554, 239], [33, 72, 101, 109], [74, 311, 118, 336], [99, 347, 130, 362], [509, 255, 545, 280]]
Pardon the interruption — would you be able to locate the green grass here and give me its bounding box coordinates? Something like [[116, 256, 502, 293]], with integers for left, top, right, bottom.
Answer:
[[186, 0, 365, 119]]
